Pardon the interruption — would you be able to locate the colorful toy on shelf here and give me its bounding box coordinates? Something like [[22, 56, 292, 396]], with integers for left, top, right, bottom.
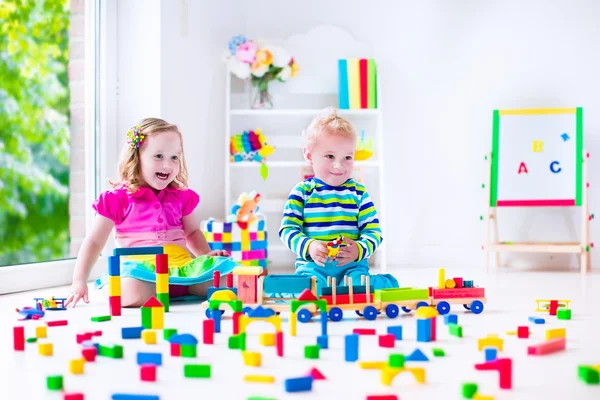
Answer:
[[16, 302, 45, 320], [355, 130, 374, 161], [230, 129, 275, 179], [226, 191, 261, 229], [34, 297, 67, 311]]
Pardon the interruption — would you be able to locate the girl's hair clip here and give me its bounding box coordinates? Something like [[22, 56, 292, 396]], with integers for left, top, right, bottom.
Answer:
[[126, 125, 145, 149]]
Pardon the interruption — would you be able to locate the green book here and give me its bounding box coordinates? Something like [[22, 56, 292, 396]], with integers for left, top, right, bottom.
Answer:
[[367, 59, 377, 109]]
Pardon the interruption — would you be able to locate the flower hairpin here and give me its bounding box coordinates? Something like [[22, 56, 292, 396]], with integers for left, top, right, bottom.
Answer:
[[126, 125, 145, 149]]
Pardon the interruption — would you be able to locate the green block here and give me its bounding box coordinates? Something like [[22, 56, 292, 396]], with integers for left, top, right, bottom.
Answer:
[[228, 333, 246, 351], [26, 337, 37, 343], [46, 375, 63, 391], [304, 345, 320, 359], [181, 344, 197, 358], [141, 307, 152, 329], [374, 287, 430, 302], [388, 354, 405, 368], [462, 382, 478, 399], [557, 309, 572, 320], [91, 315, 112, 322], [449, 323, 463, 338], [247, 397, 276, 400], [99, 344, 123, 359], [578, 365, 600, 384], [157, 292, 169, 312], [164, 328, 177, 340], [432, 348, 445, 357], [184, 364, 211, 378]]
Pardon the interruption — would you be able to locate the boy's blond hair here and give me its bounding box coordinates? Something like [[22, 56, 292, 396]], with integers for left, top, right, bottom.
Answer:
[[302, 107, 357, 149], [111, 118, 189, 193]]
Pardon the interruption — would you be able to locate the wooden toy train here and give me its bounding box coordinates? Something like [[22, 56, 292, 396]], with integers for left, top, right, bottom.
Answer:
[[201, 267, 486, 321]]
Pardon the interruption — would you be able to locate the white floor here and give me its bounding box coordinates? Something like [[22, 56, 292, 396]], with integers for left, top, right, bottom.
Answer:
[[1, 266, 600, 400]]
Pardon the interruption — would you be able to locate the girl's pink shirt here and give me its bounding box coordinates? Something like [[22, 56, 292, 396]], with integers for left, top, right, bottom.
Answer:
[[92, 185, 200, 248]]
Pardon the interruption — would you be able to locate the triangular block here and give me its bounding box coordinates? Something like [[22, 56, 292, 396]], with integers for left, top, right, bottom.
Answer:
[[248, 306, 275, 318], [307, 367, 326, 380], [298, 289, 318, 301], [406, 348, 429, 362], [142, 296, 163, 308]]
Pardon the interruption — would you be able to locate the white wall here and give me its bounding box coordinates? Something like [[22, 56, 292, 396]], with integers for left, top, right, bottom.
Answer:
[[113, 0, 600, 269]]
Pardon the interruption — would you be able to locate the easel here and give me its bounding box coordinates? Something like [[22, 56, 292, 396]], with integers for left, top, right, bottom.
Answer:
[[483, 150, 592, 274]]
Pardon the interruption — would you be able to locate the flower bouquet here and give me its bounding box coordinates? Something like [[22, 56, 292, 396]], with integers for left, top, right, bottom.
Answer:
[[223, 35, 299, 109]]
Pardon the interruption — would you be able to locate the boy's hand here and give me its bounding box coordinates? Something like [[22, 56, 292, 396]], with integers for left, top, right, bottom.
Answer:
[[65, 280, 90, 308], [207, 250, 230, 257], [335, 238, 359, 266], [308, 241, 329, 267]]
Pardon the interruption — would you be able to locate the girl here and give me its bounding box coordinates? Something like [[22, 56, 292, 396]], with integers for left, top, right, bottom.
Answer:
[[65, 118, 236, 308]]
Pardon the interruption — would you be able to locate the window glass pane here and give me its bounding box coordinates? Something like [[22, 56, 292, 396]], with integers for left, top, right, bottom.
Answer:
[[0, 0, 72, 266]]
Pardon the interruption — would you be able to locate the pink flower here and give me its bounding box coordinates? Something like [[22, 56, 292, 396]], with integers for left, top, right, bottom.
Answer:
[[236, 41, 258, 64]]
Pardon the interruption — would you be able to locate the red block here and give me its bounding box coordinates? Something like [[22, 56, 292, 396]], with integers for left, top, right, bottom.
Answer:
[[378, 334, 395, 348], [212, 271, 221, 287], [366, 396, 398, 400], [170, 343, 180, 357], [203, 319, 214, 344], [548, 300, 559, 316], [453, 277, 463, 288], [474, 358, 512, 389], [276, 331, 284, 357], [93, 330, 103, 336], [226, 273, 233, 288], [431, 315, 437, 341], [47, 320, 68, 327], [109, 296, 121, 317], [353, 328, 376, 335], [517, 326, 529, 339], [82, 347, 97, 362], [527, 337, 566, 355], [432, 288, 485, 299], [77, 332, 93, 344], [156, 254, 169, 274], [232, 312, 242, 335], [13, 326, 24, 351], [140, 364, 157, 382], [64, 393, 85, 400]]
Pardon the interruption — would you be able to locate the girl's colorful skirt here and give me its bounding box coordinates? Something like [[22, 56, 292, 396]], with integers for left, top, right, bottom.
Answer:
[[95, 244, 238, 300]]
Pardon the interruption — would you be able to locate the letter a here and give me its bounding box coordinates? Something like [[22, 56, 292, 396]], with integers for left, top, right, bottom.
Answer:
[[518, 162, 528, 174]]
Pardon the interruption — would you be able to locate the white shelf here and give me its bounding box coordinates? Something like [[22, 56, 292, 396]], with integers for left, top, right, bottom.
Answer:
[[230, 160, 381, 168], [230, 109, 381, 117]]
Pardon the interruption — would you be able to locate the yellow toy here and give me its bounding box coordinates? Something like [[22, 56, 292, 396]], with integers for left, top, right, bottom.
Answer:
[[355, 130, 374, 161], [227, 191, 261, 229], [326, 236, 346, 259]]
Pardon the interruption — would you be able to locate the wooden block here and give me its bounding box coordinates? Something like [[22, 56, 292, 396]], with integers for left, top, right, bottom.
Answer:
[[546, 328, 566, 341], [517, 326, 530, 338], [259, 333, 275, 347], [237, 275, 257, 303], [243, 351, 262, 367], [244, 374, 275, 383], [142, 330, 157, 344], [528, 337, 566, 355], [39, 342, 53, 356], [444, 279, 456, 289], [69, 358, 85, 374], [432, 288, 485, 299], [108, 276, 121, 296], [36, 326, 47, 339]]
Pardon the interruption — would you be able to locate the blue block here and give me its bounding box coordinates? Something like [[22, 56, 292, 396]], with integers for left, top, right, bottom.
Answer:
[[136, 352, 162, 366], [121, 326, 144, 339], [444, 314, 458, 325], [206, 287, 237, 299], [257, 220, 265, 230], [463, 280, 473, 288], [417, 318, 432, 342], [112, 395, 159, 400], [113, 246, 164, 256], [317, 335, 328, 349], [345, 334, 359, 362], [210, 309, 222, 333], [387, 325, 403, 340], [108, 256, 120, 276], [320, 311, 328, 336], [529, 316, 545, 324], [406, 348, 429, 362], [284, 376, 313, 393], [484, 347, 497, 362]]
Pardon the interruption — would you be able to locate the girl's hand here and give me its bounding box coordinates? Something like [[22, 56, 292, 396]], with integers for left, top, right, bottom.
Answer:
[[308, 241, 329, 267], [64, 280, 90, 308], [207, 250, 230, 257], [335, 238, 359, 266]]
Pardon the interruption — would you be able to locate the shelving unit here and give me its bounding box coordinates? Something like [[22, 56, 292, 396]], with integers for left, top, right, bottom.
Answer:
[[223, 26, 387, 272]]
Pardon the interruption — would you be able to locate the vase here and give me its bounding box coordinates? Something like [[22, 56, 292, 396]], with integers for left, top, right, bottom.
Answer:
[[250, 82, 273, 109]]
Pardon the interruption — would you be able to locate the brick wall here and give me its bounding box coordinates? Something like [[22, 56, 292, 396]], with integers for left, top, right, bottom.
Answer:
[[68, 0, 87, 257]]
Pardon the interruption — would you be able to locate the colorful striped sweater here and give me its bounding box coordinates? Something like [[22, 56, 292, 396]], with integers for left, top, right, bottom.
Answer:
[[278, 177, 382, 267]]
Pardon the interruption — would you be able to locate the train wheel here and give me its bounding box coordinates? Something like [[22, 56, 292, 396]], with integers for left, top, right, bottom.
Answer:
[[463, 304, 471, 310], [436, 301, 451, 315], [329, 307, 343, 322], [401, 306, 412, 313], [363, 306, 379, 320], [385, 304, 399, 318], [416, 301, 429, 309], [469, 300, 484, 314], [242, 306, 253, 315], [297, 309, 312, 323]]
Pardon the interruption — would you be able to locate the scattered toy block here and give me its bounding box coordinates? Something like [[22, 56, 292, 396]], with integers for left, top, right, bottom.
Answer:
[[140, 364, 157, 382], [431, 287, 484, 299], [69, 358, 85, 374], [529, 316, 545, 324], [36, 326, 47, 339], [578, 365, 600, 384], [276, 331, 284, 357], [345, 334, 359, 362], [359, 361, 387, 369], [229, 333, 246, 351], [243, 351, 262, 367], [387, 325, 402, 340], [284, 376, 313, 393], [259, 332, 275, 347], [13, 326, 24, 351], [478, 335, 503, 351], [445, 278, 456, 288], [444, 314, 458, 325], [453, 277, 463, 288], [297, 289, 318, 301], [417, 318, 432, 342], [122, 326, 144, 339], [244, 374, 275, 383], [449, 323, 463, 338], [39, 342, 53, 356], [317, 335, 328, 349], [527, 337, 566, 355], [91, 315, 111, 322], [546, 328, 566, 341], [416, 306, 439, 318], [462, 382, 478, 399], [82, 347, 97, 362], [432, 348, 445, 357], [247, 306, 275, 318], [163, 328, 177, 340], [76, 332, 93, 344], [170, 344, 181, 357], [463, 280, 474, 287], [46, 375, 63, 390], [388, 354, 405, 368], [474, 358, 512, 389], [406, 348, 429, 362], [366, 396, 398, 400], [142, 330, 157, 345], [353, 328, 376, 335], [136, 352, 162, 366], [203, 319, 214, 345], [184, 364, 211, 378], [304, 345, 320, 359], [484, 347, 497, 362], [111, 394, 159, 400], [99, 344, 123, 359], [381, 366, 426, 385], [557, 309, 572, 320], [548, 300, 559, 316], [26, 337, 37, 343], [63, 393, 84, 400], [307, 367, 325, 380], [47, 320, 68, 327], [181, 344, 197, 358], [473, 394, 494, 400], [517, 326, 530, 338], [379, 334, 395, 348]]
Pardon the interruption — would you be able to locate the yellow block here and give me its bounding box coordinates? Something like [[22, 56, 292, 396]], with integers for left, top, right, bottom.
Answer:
[[359, 361, 387, 370], [109, 276, 121, 296], [241, 229, 251, 251], [244, 374, 275, 383], [289, 312, 297, 337], [257, 231, 265, 240], [69, 358, 85, 374], [36, 326, 47, 339], [39, 342, 53, 356], [473, 394, 495, 400], [546, 328, 566, 340], [416, 306, 439, 319], [381, 366, 426, 386], [233, 266, 263, 276], [156, 274, 169, 293], [142, 330, 157, 344], [478, 336, 504, 351], [445, 279, 456, 289], [204, 232, 214, 241], [151, 307, 164, 329], [259, 333, 275, 347], [438, 268, 445, 289], [243, 351, 262, 367], [210, 289, 238, 301], [222, 232, 232, 242]]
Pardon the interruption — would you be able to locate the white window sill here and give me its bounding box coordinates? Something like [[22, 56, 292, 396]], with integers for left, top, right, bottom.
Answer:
[[0, 257, 106, 295]]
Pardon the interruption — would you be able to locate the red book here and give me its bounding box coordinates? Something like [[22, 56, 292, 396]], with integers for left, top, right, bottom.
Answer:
[[359, 59, 368, 109]]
